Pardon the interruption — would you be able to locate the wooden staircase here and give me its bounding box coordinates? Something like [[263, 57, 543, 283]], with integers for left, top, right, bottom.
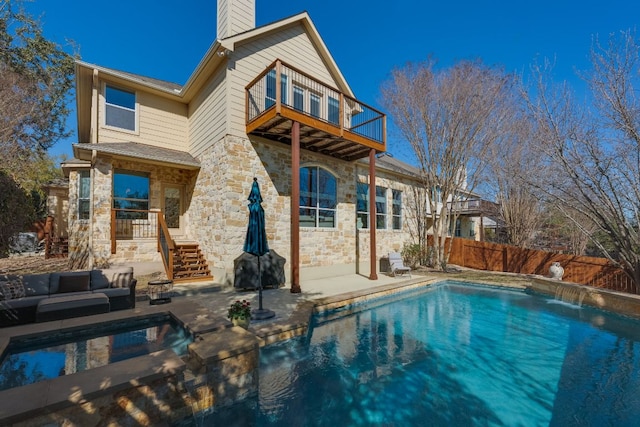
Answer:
[[171, 242, 212, 283]]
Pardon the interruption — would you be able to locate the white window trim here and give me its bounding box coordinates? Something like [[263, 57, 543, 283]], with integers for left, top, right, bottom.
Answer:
[[299, 164, 338, 229], [102, 83, 139, 135]]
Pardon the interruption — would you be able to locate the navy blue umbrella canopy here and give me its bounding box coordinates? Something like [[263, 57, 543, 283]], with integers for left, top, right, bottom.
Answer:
[[243, 178, 275, 319], [243, 178, 269, 257]]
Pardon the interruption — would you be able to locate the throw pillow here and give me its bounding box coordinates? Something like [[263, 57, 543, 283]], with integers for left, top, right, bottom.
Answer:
[[0, 280, 26, 299], [109, 271, 133, 288], [58, 274, 90, 293]]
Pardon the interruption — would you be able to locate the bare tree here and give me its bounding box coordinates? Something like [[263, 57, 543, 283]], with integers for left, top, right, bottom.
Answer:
[[483, 116, 546, 247], [524, 30, 640, 285], [381, 59, 517, 269]]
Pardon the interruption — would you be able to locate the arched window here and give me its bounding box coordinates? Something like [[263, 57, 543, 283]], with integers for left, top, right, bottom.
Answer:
[[300, 166, 337, 228]]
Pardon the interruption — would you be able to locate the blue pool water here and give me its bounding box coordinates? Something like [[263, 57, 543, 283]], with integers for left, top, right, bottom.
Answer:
[[212, 281, 640, 426], [0, 314, 193, 391]]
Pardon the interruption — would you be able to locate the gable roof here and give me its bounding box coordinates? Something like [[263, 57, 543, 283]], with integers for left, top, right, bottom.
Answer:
[[218, 12, 354, 97], [75, 11, 355, 142]]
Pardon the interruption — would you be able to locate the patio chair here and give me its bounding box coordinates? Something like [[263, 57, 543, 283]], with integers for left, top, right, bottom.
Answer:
[[388, 252, 411, 278]]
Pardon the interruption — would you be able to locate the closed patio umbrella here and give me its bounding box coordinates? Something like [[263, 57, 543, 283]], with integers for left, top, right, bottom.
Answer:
[[243, 178, 275, 320]]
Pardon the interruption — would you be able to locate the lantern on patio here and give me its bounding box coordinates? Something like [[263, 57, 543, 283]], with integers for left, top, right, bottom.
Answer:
[[147, 279, 173, 304]]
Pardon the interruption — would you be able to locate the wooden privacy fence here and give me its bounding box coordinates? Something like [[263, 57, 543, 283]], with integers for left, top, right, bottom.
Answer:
[[447, 238, 638, 295]]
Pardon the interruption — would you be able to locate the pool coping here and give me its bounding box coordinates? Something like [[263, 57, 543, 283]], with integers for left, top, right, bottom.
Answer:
[[0, 299, 230, 424]]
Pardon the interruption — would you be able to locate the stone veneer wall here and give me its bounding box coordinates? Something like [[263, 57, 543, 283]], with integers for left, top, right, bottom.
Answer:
[[67, 169, 90, 269], [67, 157, 198, 268], [189, 134, 422, 283], [353, 164, 422, 276]]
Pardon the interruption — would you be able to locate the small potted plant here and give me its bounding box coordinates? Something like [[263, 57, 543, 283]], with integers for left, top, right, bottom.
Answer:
[[228, 299, 251, 329]]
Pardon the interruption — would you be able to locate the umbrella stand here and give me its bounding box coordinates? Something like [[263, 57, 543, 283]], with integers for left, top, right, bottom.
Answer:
[[252, 254, 275, 320]]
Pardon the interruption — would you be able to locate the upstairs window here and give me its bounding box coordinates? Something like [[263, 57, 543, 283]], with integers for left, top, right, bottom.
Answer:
[[266, 70, 288, 109], [300, 166, 337, 228], [78, 170, 90, 220], [105, 85, 136, 131]]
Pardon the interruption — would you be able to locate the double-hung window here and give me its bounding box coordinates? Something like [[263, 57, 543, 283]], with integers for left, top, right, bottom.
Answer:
[[266, 70, 288, 109], [375, 187, 387, 229], [292, 83, 322, 119], [78, 170, 90, 220], [392, 189, 402, 230], [356, 183, 387, 229], [113, 171, 150, 220], [105, 85, 136, 131], [300, 166, 337, 228]]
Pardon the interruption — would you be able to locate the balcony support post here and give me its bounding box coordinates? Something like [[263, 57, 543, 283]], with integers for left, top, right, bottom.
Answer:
[[369, 148, 378, 280], [291, 121, 301, 293]]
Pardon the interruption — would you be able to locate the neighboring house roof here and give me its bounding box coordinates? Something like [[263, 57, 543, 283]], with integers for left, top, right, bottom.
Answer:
[[42, 178, 69, 189], [72, 142, 201, 169]]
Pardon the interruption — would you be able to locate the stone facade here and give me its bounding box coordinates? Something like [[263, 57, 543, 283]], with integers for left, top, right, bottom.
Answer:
[[187, 135, 423, 284], [64, 134, 426, 280]]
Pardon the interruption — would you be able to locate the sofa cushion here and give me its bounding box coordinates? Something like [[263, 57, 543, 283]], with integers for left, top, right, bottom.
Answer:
[[0, 279, 26, 300], [0, 295, 48, 309], [99, 287, 131, 298], [0, 273, 50, 297], [91, 267, 134, 290], [22, 273, 52, 296], [57, 272, 91, 293]]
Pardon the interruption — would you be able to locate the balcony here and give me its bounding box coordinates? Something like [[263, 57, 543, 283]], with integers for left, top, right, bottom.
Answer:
[[246, 60, 386, 161], [448, 199, 499, 216]]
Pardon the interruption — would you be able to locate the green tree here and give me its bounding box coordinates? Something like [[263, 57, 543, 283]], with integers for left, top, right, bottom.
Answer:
[[0, 0, 75, 176], [0, 1, 73, 244]]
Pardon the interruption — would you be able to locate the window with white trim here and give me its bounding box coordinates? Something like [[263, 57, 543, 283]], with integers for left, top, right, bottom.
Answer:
[[78, 170, 90, 220], [113, 170, 149, 220], [356, 183, 387, 229], [105, 85, 137, 131], [300, 166, 337, 228], [392, 189, 402, 230], [266, 70, 288, 109]]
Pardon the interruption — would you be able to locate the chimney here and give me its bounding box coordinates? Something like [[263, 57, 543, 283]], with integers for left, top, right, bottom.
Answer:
[[217, 0, 256, 39]]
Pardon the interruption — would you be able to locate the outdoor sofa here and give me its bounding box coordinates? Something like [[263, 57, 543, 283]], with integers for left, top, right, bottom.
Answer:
[[0, 267, 137, 326]]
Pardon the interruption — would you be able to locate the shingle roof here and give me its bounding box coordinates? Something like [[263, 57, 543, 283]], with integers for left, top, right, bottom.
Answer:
[[359, 153, 422, 178], [73, 142, 200, 169]]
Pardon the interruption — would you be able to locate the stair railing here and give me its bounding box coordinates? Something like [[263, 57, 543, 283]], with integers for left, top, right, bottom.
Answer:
[[157, 213, 175, 280]]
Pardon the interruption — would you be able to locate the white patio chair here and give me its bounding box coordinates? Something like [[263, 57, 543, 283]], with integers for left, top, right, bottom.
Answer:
[[388, 252, 411, 278]]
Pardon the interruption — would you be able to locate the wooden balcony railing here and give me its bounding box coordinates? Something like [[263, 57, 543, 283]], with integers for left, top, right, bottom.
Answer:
[[246, 59, 386, 161]]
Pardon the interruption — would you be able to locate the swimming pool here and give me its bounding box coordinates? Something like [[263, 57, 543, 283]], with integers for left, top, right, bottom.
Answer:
[[0, 314, 193, 391], [212, 281, 640, 426]]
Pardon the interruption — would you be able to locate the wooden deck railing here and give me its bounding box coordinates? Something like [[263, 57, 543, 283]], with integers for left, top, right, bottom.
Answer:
[[110, 208, 159, 253], [246, 59, 386, 147], [157, 213, 175, 281]]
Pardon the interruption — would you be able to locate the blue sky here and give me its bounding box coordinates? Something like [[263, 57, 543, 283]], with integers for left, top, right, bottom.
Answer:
[[23, 0, 640, 159]]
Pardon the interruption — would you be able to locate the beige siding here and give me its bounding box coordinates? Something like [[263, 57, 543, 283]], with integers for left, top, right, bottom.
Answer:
[[217, 0, 255, 39], [98, 83, 188, 150], [228, 23, 340, 136], [188, 67, 227, 158]]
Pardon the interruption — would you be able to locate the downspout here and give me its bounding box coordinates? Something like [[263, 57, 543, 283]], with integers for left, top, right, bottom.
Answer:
[[89, 68, 99, 269]]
